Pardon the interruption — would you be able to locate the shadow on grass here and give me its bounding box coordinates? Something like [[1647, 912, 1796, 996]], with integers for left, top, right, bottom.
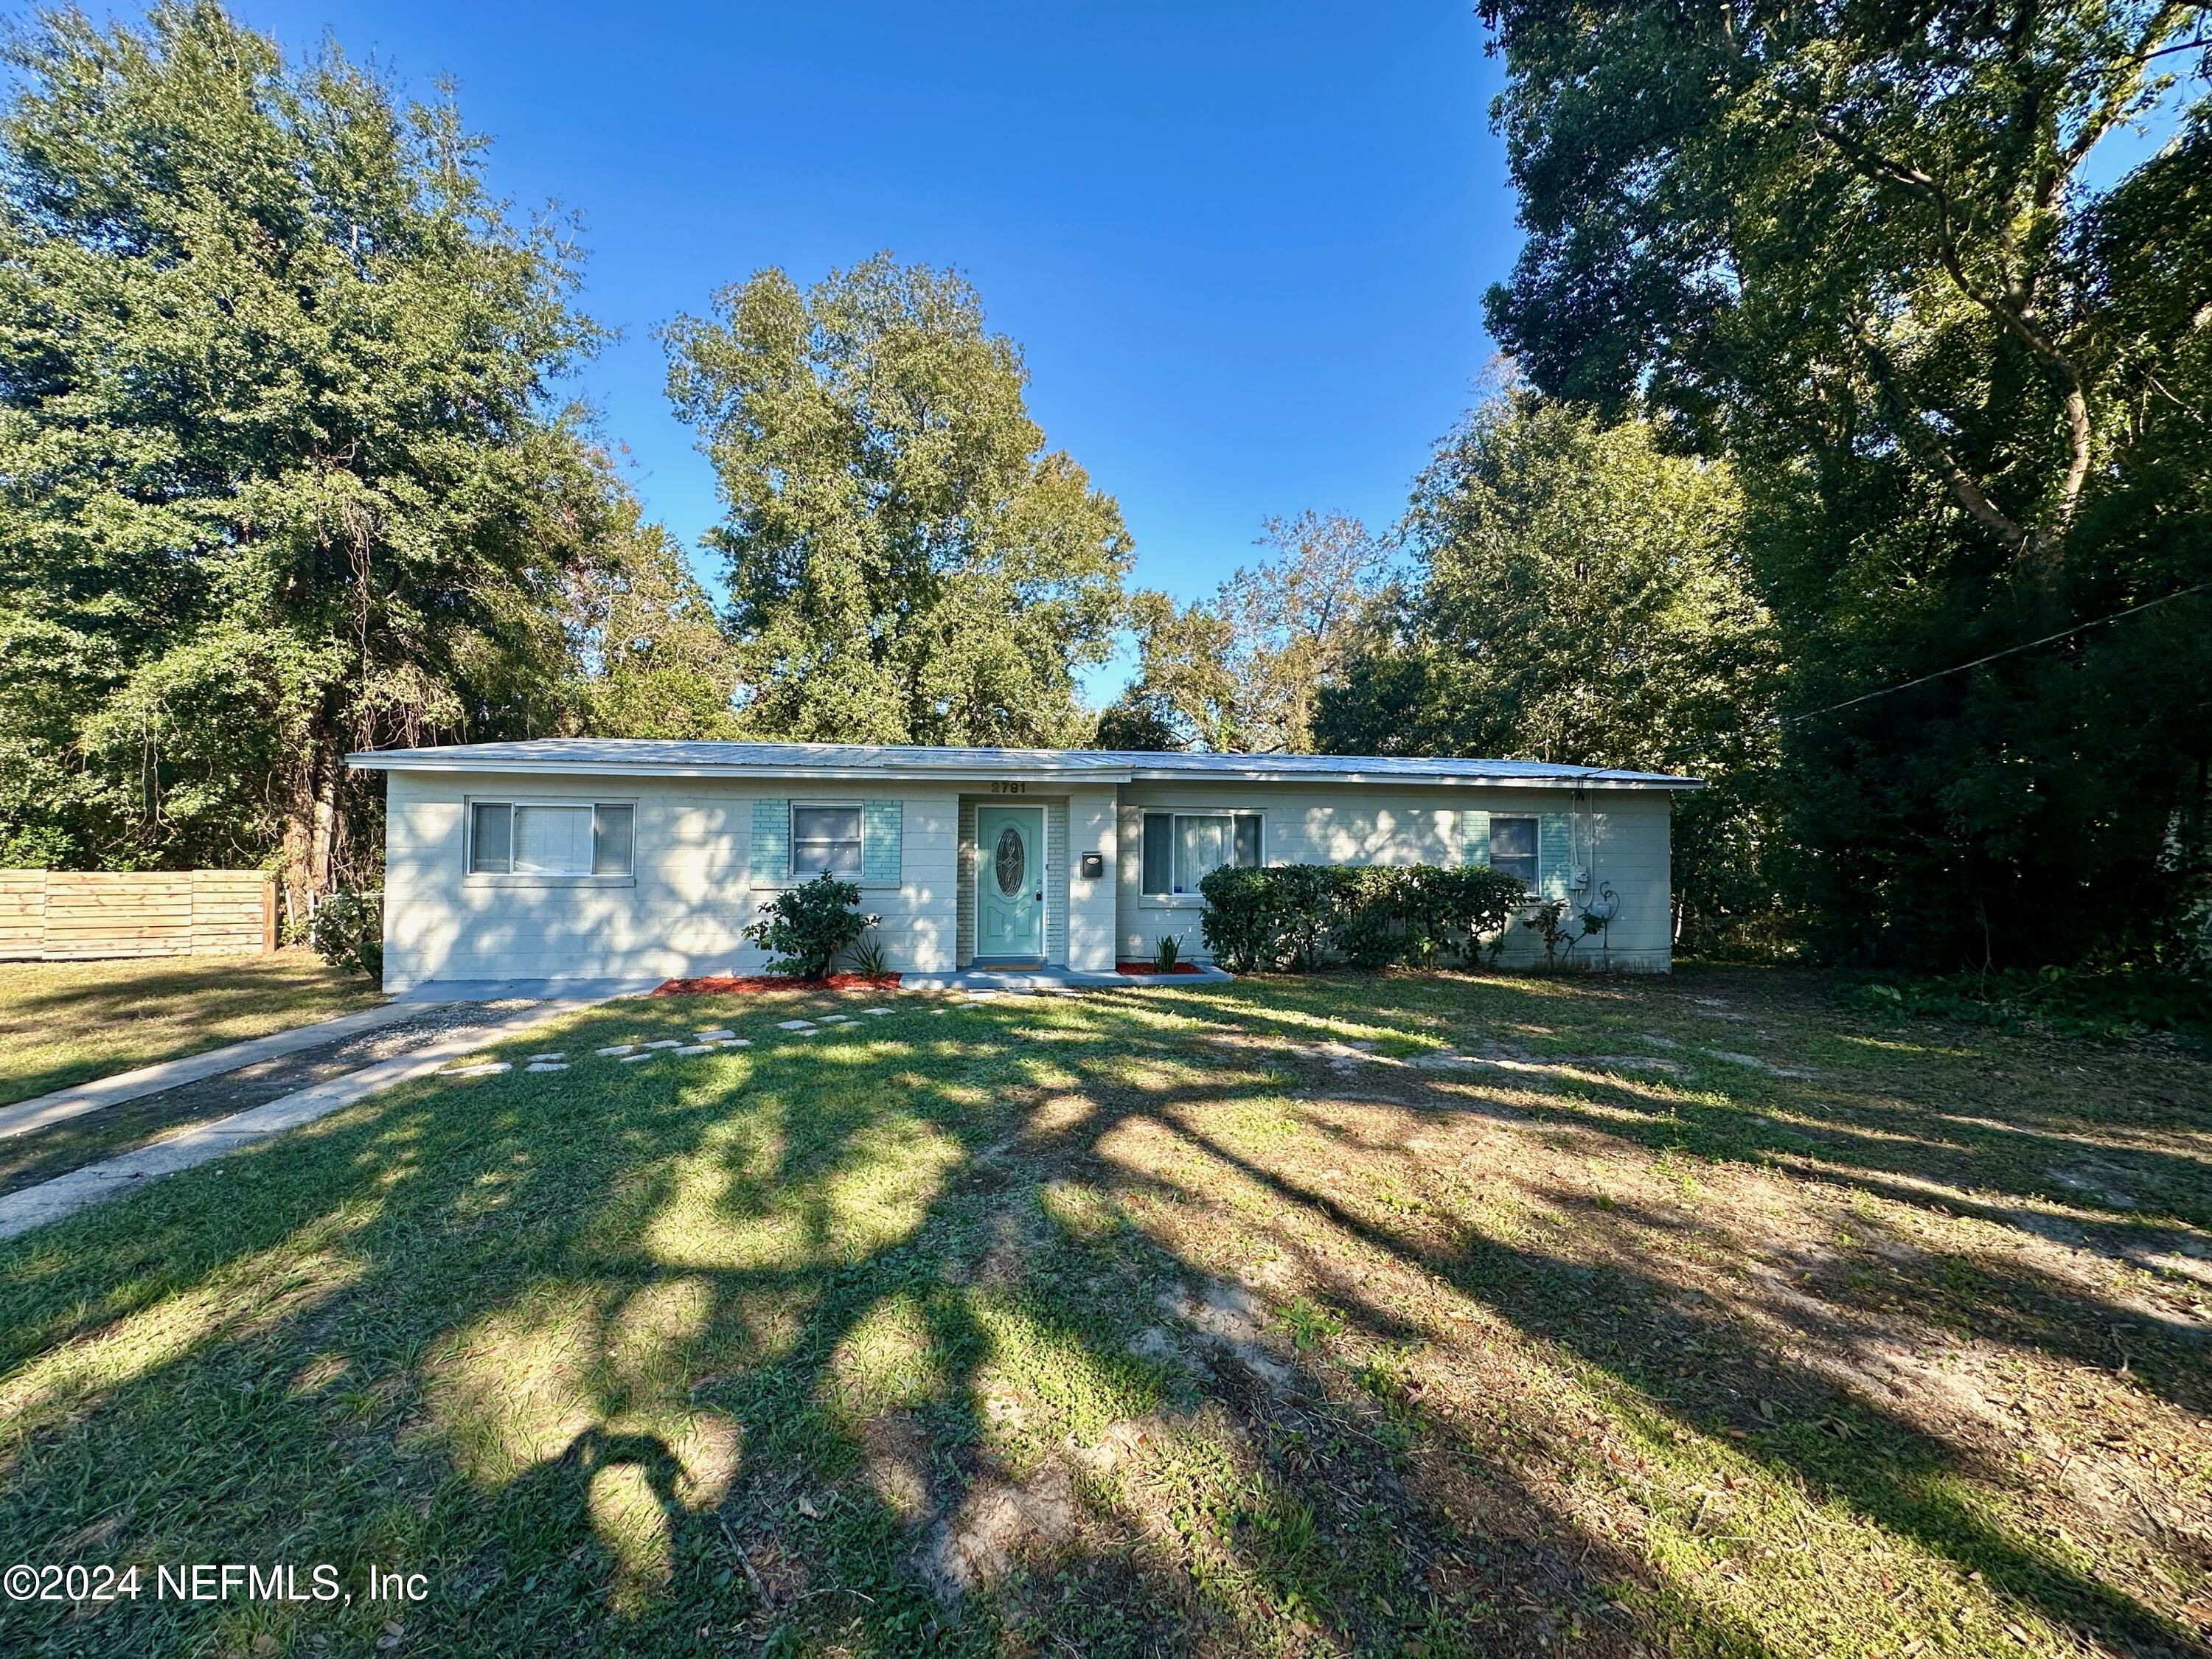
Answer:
[[0, 973, 2202, 1655], [0, 953, 378, 1107]]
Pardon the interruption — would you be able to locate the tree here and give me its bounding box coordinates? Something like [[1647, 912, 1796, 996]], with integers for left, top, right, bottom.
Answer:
[[1317, 394, 1783, 949], [0, 1, 603, 911], [554, 478, 741, 741], [661, 254, 1132, 747], [1122, 511, 1388, 752], [1091, 689, 1182, 751], [1481, 0, 2202, 566], [1479, 0, 2212, 967]]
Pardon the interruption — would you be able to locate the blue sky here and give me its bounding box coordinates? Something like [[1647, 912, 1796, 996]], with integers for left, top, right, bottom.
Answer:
[[222, 1, 1512, 703]]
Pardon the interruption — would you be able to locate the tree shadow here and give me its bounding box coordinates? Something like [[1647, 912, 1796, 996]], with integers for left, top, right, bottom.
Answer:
[[0, 975, 2202, 1655]]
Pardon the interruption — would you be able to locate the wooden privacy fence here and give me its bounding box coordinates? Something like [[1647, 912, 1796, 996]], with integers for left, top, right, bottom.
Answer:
[[0, 870, 276, 961]]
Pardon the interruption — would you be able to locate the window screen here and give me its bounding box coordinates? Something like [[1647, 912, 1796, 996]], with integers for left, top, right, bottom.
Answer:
[[469, 802, 632, 875], [792, 805, 863, 875], [1489, 816, 1538, 887], [1141, 813, 1175, 896], [515, 804, 592, 874], [1141, 812, 1261, 895], [470, 803, 512, 874], [1234, 814, 1262, 869], [592, 804, 633, 875]]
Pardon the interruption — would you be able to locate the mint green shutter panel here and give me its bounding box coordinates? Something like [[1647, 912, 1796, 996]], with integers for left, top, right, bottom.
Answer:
[[1461, 808, 1491, 867], [862, 800, 902, 886], [750, 799, 789, 885], [1538, 812, 1573, 900]]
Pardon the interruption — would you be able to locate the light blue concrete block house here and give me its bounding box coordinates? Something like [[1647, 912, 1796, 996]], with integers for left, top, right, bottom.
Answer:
[[348, 741, 1700, 990]]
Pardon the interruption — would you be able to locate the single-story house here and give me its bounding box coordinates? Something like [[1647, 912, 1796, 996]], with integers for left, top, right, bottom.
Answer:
[[347, 740, 1700, 990]]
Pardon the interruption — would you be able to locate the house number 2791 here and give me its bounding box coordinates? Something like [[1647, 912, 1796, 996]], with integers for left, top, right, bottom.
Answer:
[[990, 781, 1027, 794]]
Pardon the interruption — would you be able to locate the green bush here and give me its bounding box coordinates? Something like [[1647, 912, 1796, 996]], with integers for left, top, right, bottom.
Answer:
[[308, 889, 383, 982], [1198, 863, 1526, 972], [744, 874, 882, 979]]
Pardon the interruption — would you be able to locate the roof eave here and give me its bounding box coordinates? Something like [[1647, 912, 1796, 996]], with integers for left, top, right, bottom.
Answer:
[[343, 753, 1139, 785], [345, 751, 1701, 791], [1125, 765, 1700, 790]]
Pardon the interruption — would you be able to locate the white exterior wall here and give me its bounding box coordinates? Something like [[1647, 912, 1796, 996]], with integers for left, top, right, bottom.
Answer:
[[378, 767, 1678, 988], [1114, 780, 1675, 972], [1065, 786, 1119, 972], [379, 771, 961, 990]]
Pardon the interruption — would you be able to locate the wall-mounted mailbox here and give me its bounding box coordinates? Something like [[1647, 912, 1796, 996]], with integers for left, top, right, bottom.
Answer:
[[1079, 852, 1105, 880]]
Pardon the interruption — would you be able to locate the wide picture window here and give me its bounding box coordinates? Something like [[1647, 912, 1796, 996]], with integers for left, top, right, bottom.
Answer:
[[1141, 811, 1260, 896], [470, 802, 633, 875]]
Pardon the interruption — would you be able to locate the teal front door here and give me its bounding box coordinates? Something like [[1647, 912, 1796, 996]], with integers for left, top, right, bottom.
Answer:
[[975, 805, 1045, 960]]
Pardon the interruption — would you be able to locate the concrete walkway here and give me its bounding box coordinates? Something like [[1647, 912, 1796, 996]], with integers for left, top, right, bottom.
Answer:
[[0, 993, 619, 1243], [0, 1000, 426, 1143]]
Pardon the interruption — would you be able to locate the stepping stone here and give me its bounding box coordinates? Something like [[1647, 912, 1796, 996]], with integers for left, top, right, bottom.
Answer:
[[526, 1061, 569, 1073], [595, 1044, 636, 1057], [672, 1044, 714, 1056], [776, 1020, 816, 1032], [694, 1029, 737, 1040], [713, 1037, 753, 1048], [443, 1062, 511, 1078], [526, 1053, 566, 1062], [617, 1052, 654, 1065], [644, 1039, 685, 1049], [820, 1014, 855, 1024], [863, 1006, 894, 1016]]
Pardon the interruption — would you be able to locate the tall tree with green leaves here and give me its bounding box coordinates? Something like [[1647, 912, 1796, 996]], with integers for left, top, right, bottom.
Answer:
[[1480, 0, 2212, 967], [0, 1, 604, 908], [662, 254, 1132, 747], [554, 479, 741, 742], [1118, 511, 1389, 753], [1318, 394, 1782, 947]]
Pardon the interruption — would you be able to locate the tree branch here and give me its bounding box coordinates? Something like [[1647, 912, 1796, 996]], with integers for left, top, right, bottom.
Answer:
[[1847, 320, 2036, 554], [1814, 116, 2096, 544]]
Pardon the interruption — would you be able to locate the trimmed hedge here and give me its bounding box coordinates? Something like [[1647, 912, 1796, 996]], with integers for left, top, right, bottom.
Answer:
[[1197, 863, 1526, 972]]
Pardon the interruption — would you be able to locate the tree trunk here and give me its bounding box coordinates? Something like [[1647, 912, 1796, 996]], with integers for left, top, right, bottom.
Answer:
[[279, 721, 344, 928]]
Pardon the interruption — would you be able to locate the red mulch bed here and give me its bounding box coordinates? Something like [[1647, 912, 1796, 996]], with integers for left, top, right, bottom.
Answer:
[[1116, 961, 1203, 975], [653, 972, 902, 995]]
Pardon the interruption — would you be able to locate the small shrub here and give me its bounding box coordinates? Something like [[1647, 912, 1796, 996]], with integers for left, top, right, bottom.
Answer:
[[745, 874, 881, 980], [1154, 931, 1183, 971], [308, 889, 383, 981], [1513, 902, 1584, 969], [847, 928, 890, 978], [1199, 863, 1352, 971], [1335, 866, 1405, 970], [1194, 866, 1281, 972], [1199, 861, 1526, 972]]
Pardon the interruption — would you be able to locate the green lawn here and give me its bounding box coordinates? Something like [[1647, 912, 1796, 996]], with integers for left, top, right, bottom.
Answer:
[[0, 970, 2206, 1657], [0, 950, 384, 1108]]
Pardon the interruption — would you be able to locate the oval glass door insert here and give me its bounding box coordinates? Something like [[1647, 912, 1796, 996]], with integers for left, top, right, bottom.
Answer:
[[994, 826, 1026, 897]]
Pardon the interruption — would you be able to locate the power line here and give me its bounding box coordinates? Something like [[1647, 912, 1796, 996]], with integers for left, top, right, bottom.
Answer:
[[1781, 581, 2211, 724]]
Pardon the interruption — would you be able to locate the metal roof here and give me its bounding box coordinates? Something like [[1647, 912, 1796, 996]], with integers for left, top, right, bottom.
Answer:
[[346, 739, 1700, 790]]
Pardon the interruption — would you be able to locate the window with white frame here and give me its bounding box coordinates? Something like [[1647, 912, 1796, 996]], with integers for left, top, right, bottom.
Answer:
[[469, 801, 633, 875], [1488, 815, 1538, 888], [1141, 810, 1261, 897], [790, 804, 863, 877]]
